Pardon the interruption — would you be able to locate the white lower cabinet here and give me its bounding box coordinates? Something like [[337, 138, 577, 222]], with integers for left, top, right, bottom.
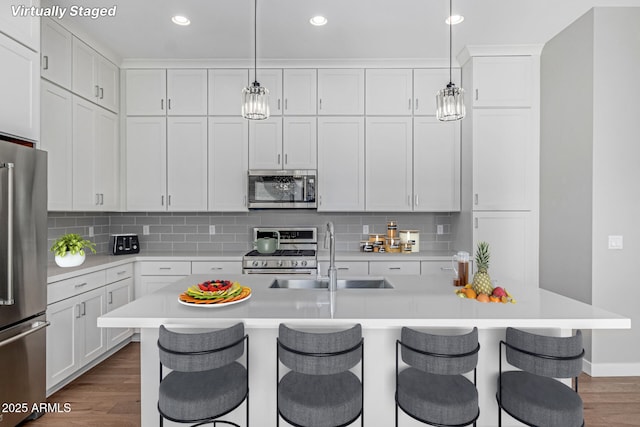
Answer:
[[369, 261, 421, 276], [420, 261, 457, 284], [318, 261, 369, 277], [191, 261, 242, 275], [105, 277, 133, 349], [136, 261, 191, 298]]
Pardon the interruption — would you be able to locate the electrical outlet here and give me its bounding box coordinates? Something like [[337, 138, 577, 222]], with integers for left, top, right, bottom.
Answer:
[[363, 225, 369, 234], [209, 225, 216, 235], [88, 226, 94, 237], [437, 225, 444, 235], [143, 225, 150, 235], [608, 235, 623, 250]]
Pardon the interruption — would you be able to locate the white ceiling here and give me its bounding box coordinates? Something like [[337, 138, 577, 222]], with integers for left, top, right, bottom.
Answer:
[[43, 0, 640, 65]]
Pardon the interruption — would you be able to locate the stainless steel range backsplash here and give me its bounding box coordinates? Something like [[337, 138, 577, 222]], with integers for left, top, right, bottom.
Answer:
[[48, 211, 453, 255]]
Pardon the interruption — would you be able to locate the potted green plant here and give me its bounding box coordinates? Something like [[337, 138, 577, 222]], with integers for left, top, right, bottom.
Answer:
[[50, 233, 97, 267]]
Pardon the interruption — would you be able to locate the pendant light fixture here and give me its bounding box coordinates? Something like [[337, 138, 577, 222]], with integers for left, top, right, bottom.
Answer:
[[436, 0, 465, 121], [242, 0, 270, 120]]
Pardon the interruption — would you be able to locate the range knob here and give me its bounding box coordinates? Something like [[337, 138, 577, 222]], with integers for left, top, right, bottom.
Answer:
[[252, 260, 260, 267], [277, 260, 284, 267], [292, 260, 299, 267], [300, 260, 308, 267]]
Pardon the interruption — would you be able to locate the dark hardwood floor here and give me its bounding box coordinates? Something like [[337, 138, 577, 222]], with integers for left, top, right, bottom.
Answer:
[[28, 342, 640, 426]]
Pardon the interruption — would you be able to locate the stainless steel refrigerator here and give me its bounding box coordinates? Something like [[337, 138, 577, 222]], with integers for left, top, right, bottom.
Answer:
[[0, 138, 48, 426]]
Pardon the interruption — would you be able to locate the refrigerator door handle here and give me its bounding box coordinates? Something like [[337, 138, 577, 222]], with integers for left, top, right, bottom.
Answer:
[[0, 321, 49, 349], [0, 162, 14, 305]]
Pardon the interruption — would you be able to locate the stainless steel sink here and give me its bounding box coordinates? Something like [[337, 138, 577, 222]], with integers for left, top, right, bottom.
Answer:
[[269, 277, 394, 289]]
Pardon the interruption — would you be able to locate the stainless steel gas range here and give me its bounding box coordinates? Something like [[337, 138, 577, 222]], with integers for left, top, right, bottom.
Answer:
[[243, 227, 318, 274]]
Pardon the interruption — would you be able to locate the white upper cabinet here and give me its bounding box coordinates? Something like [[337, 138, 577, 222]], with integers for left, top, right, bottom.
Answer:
[[365, 69, 413, 115], [472, 108, 534, 211], [208, 69, 248, 116], [283, 117, 317, 169], [0, 0, 40, 51], [41, 18, 72, 90], [283, 69, 317, 115], [166, 117, 208, 211], [318, 69, 365, 115], [125, 117, 167, 211], [317, 117, 365, 211], [0, 33, 39, 141], [166, 69, 207, 116], [72, 96, 119, 211], [472, 56, 533, 107], [413, 68, 460, 116], [258, 69, 283, 115], [365, 117, 413, 211], [248, 117, 283, 169], [40, 80, 72, 210], [413, 117, 460, 211], [72, 37, 119, 113], [208, 117, 249, 211], [126, 69, 166, 115]]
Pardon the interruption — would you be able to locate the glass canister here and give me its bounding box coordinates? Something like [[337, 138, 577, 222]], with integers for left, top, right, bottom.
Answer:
[[387, 220, 398, 238], [452, 251, 470, 287], [399, 230, 420, 252], [385, 236, 401, 253]]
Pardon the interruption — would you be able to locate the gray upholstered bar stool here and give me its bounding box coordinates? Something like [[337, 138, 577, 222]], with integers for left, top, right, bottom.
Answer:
[[157, 323, 249, 427], [276, 323, 364, 427], [497, 327, 584, 427], [395, 327, 480, 426]]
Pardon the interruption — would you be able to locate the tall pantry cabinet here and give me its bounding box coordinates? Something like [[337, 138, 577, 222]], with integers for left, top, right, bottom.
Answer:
[[454, 47, 541, 288]]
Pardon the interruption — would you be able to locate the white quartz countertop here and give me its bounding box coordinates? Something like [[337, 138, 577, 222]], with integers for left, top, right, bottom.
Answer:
[[98, 274, 630, 330]]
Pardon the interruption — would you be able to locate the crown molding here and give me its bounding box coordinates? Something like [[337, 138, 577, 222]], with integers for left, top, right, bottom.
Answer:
[[457, 44, 544, 66]]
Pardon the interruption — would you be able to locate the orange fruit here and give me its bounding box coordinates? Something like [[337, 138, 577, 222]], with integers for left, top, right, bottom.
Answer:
[[464, 288, 477, 299], [476, 294, 490, 303], [489, 295, 501, 303]]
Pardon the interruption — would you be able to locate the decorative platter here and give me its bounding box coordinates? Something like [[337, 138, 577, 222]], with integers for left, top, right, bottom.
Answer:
[[177, 280, 252, 307]]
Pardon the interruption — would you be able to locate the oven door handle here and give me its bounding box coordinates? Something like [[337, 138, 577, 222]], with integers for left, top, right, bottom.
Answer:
[[244, 269, 316, 275], [0, 321, 49, 349]]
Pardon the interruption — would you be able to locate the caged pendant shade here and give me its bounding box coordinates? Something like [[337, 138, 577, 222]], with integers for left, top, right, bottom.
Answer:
[[242, 0, 270, 120], [436, 0, 465, 121]]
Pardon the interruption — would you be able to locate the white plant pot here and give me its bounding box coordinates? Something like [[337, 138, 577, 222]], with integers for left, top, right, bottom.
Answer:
[[54, 252, 86, 268]]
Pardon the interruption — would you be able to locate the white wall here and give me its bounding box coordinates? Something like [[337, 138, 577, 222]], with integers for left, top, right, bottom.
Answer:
[[540, 7, 640, 374]]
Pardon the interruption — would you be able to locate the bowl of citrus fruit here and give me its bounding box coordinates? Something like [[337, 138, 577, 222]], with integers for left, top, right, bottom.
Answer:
[[455, 284, 516, 304]]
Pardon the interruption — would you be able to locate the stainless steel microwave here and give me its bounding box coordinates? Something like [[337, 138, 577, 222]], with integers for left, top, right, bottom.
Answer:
[[247, 170, 316, 209]]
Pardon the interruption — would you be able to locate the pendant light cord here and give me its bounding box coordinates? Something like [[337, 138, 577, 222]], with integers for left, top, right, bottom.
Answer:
[[253, 0, 257, 84], [449, 0, 453, 85]]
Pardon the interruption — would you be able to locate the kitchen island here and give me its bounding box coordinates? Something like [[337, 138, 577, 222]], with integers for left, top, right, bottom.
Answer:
[[98, 274, 630, 427]]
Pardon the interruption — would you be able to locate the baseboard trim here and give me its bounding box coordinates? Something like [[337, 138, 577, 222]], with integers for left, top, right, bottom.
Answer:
[[583, 359, 640, 377]]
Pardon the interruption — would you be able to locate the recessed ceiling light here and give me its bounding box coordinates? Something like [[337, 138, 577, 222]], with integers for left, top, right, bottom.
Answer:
[[445, 14, 464, 25], [172, 15, 191, 26], [309, 15, 328, 26]]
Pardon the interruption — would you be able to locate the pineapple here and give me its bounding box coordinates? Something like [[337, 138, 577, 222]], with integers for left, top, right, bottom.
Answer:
[[472, 241, 494, 295]]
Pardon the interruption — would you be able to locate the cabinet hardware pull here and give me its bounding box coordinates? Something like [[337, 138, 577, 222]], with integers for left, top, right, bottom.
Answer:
[[161, 195, 165, 206], [475, 89, 479, 101], [415, 98, 419, 110], [95, 193, 100, 205], [108, 291, 113, 304], [278, 99, 281, 111], [74, 282, 88, 288], [100, 193, 104, 205], [319, 99, 322, 110], [168, 99, 172, 110], [99, 87, 104, 99], [117, 270, 127, 275], [81, 302, 86, 317], [161, 99, 164, 110], [210, 267, 223, 270], [284, 154, 288, 165], [159, 267, 172, 270], [337, 267, 350, 271], [408, 99, 411, 110], [285, 99, 288, 110], [389, 267, 402, 270], [95, 85, 100, 98], [76, 304, 82, 318], [168, 195, 172, 206], [319, 195, 322, 206], [474, 194, 478, 205], [408, 195, 411, 206], [42, 55, 48, 70], [440, 267, 454, 271], [474, 217, 479, 229], [0, 162, 13, 305], [415, 194, 419, 206], [278, 154, 281, 165], [243, 195, 247, 206]]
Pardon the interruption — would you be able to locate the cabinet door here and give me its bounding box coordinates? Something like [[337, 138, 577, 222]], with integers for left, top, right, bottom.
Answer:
[[95, 108, 119, 210], [72, 37, 98, 103], [138, 276, 185, 298], [472, 56, 533, 107], [79, 287, 107, 365], [41, 18, 72, 90], [420, 261, 456, 281], [365, 117, 413, 211], [105, 278, 133, 348], [167, 69, 207, 116], [40, 81, 73, 210], [125, 69, 167, 115], [167, 117, 208, 211], [283, 69, 317, 115], [192, 261, 243, 275], [208, 117, 249, 211], [259, 69, 283, 115], [72, 96, 99, 211], [318, 69, 365, 115], [318, 261, 369, 277], [413, 68, 460, 116], [317, 117, 365, 211], [248, 117, 283, 169], [473, 211, 535, 288], [369, 261, 421, 276], [0, 0, 39, 50], [208, 69, 248, 116], [97, 56, 119, 113], [125, 117, 167, 211], [473, 109, 533, 210], [365, 69, 413, 115], [46, 296, 79, 391], [0, 33, 39, 142], [283, 117, 317, 169], [413, 117, 461, 211]]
